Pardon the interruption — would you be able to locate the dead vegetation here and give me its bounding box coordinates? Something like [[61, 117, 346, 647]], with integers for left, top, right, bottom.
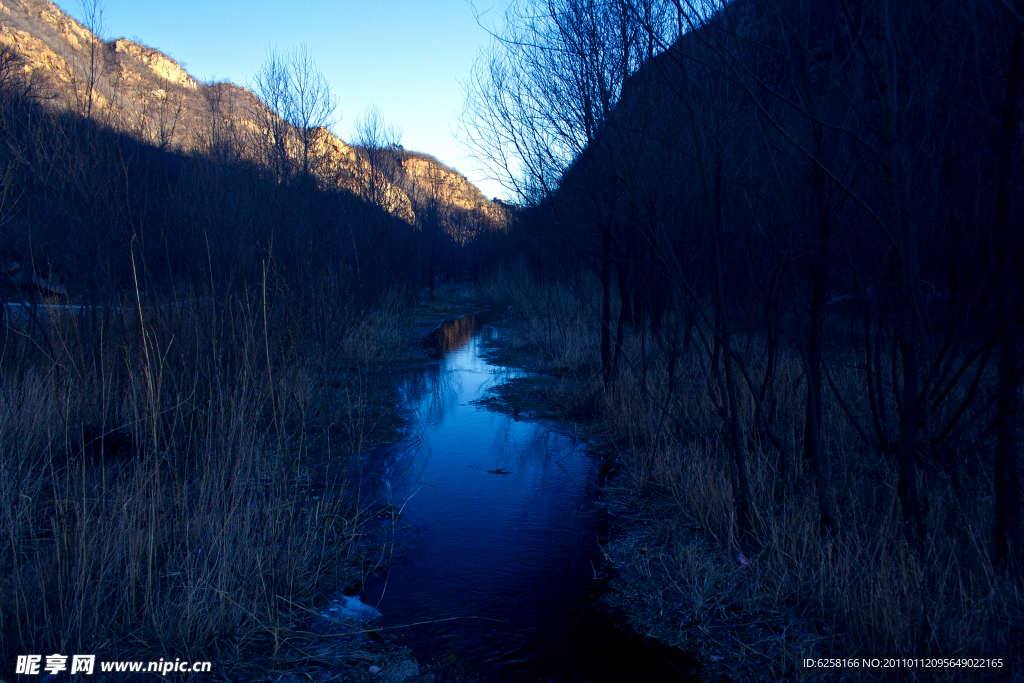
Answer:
[[482, 266, 1023, 682], [0, 283, 424, 675]]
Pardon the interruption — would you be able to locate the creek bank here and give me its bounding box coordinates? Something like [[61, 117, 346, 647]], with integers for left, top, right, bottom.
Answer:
[[421, 307, 823, 679], [474, 314, 839, 682], [234, 299, 499, 683], [473, 325, 721, 682]]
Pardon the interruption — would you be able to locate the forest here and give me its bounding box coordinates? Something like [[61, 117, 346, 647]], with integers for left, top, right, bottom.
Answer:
[[1, 0, 1022, 679]]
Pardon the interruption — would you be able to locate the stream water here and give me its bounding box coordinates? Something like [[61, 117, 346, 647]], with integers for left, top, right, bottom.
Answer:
[[360, 312, 688, 682]]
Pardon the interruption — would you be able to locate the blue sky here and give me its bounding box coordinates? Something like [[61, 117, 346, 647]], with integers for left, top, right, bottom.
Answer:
[[58, 0, 508, 199]]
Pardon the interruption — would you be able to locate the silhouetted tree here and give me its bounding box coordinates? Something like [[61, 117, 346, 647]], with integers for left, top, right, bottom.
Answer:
[[252, 45, 336, 183]]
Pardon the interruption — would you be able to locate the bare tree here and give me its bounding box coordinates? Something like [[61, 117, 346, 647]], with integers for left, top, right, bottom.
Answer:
[[152, 84, 183, 150], [251, 45, 337, 184], [126, 78, 183, 150], [461, 0, 661, 201], [200, 81, 245, 163], [351, 106, 406, 295], [353, 106, 403, 209], [288, 45, 337, 179], [462, 0, 669, 383], [252, 48, 295, 182], [77, 0, 105, 121]]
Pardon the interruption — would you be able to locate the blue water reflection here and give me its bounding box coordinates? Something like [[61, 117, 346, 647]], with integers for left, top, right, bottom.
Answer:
[[362, 315, 688, 682]]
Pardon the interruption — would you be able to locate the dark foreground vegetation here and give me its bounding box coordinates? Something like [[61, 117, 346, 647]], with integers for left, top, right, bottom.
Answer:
[[0, 42, 500, 677], [2, 0, 1022, 678], [463, 0, 1024, 678]]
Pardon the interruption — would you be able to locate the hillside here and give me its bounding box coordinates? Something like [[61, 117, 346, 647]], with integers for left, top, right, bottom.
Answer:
[[0, 0, 503, 231], [463, 0, 1024, 676]]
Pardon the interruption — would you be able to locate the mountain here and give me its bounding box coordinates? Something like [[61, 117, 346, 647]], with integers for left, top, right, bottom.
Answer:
[[0, 0, 504, 232]]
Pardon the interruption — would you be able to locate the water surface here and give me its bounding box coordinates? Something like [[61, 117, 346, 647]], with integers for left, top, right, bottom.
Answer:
[[362, 313, 687, 682]]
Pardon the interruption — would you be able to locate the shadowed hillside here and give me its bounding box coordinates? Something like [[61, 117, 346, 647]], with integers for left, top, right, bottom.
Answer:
[[465, 0, 1024, 677]]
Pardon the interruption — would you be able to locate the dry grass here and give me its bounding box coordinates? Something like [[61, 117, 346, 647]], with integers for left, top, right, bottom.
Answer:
[[0, 286, 426, 677], [484, 265, 1023, 682]]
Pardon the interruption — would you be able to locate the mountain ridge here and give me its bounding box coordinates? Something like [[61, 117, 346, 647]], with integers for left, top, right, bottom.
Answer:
[[0, 0, 505, 231]]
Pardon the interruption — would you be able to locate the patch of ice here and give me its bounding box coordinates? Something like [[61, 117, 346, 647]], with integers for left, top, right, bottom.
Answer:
[[322, 594, 382, 622]]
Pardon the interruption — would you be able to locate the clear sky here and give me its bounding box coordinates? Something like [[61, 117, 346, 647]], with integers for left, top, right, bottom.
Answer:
[[57, 0, 508, 200]]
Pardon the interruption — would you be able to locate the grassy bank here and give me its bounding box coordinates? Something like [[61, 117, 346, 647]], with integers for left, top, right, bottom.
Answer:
[[0, 283, 488, 680], [479, 267, 1023, 682]]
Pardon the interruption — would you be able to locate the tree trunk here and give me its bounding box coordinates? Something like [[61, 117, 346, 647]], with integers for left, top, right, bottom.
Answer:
[[601, 227, 613, 387], [994, 25, 1023, 571], [806, 156, 835, 535]]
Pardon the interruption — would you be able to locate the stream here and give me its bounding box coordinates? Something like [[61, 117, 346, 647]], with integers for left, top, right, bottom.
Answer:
[[360, 312, 688, 682]]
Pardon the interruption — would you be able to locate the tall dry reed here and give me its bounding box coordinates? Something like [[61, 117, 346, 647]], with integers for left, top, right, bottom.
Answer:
[[0, 282, 405, 675], [484, 265, 1023, 680]]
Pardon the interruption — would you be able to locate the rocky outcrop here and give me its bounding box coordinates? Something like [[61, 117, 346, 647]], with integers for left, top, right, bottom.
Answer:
[[310, 128, 417, 224], [0, 0, 503, 230], [399, 152, 507, 226], [111, 39, 196, 89]]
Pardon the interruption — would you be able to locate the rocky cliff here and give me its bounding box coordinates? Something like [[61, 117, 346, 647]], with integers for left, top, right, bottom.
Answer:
[[0, 0, 503, 231]]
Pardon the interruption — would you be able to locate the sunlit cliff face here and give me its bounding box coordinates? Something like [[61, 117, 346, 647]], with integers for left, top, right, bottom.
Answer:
[[112, 39, 196, 89], [0, 0, 504, 231]]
